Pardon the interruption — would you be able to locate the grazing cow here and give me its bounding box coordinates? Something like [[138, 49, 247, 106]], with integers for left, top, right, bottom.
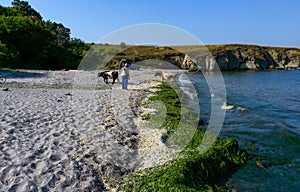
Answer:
[[98, 71, 119, 84]]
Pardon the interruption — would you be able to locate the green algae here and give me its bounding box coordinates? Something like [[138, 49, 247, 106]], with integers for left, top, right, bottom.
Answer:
[[106, 82, 250, 191]]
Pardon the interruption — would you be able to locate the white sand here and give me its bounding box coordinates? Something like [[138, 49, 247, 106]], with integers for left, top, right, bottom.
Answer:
[[0, 70, 177, 191]]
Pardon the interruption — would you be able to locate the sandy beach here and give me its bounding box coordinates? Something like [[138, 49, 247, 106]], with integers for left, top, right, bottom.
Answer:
[[0, 70, 174, 191]]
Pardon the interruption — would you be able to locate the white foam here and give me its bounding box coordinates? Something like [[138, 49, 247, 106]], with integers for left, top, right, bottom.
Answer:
[[237, 106, 247, 112], [221, 102, 235, 110], [177, 74, 193, 85], [177, 74, 198, 99]]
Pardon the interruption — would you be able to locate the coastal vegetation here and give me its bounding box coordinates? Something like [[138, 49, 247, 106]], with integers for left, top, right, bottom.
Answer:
[[0, 0, 90, 70], [106, 82, 250, 191]]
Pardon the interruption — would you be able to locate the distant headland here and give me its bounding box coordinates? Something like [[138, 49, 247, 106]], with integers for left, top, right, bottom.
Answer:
[[99, 44, 300, 71]]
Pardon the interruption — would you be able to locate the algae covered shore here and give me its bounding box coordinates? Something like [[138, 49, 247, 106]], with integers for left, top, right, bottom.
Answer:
[[105, 82, 250, 191], [0, 69, 250, 191]]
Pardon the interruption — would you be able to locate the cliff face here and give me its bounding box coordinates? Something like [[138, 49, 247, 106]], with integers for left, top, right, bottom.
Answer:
[[186, 44, 300, 71], [164, 54, 198, 71], [104, 44, 300, 71]]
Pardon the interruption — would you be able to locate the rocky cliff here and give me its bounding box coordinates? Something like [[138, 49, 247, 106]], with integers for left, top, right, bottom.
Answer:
[[176, 44, 300, 71], [103, 44, 300, 71], [206, 44, 300, 71]]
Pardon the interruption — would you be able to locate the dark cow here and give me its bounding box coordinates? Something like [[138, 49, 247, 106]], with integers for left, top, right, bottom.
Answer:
[[98, 71, 119, 84]]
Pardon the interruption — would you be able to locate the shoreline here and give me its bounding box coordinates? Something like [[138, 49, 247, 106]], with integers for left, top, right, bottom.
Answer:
[[0, 69, 250, 191], [105, 82, 250, 191]]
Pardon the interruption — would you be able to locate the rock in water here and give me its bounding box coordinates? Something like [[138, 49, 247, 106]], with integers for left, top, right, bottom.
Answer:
[[256, 161, 266, 169]]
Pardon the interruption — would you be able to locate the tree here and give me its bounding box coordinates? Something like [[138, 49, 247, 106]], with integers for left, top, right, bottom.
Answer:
[[120, 42, 126, 48], [0, 42, 11, 67], [11, 0, 42, 20], [46, 21, 70, 46], [0, 1, 89, 70], [0, 15, 55, 68], [64, 38, 90, 69]]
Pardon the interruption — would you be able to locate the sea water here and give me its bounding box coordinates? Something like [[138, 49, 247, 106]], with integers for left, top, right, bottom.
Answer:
[[183, 70, 300, 191]]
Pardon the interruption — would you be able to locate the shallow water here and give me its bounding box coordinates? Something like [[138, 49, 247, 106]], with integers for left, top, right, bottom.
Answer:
[[188, 70, 300, 191]]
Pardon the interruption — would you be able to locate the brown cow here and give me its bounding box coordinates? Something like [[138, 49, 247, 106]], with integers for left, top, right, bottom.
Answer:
[[98, 71, 119, 84]]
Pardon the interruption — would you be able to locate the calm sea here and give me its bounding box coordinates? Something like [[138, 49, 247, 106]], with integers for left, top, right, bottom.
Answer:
[[187, 70, 300, 191]]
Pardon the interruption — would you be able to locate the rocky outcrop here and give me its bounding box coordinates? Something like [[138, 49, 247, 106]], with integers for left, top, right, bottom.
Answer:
[[164, 54, 198, 71], [193, 44, 300, 71], [147, 44, 300, 71], [106, 44, 300, 71], [163, 44, 300, 71]]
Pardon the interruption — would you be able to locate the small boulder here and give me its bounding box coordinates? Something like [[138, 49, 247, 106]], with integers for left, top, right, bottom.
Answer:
[[256, 161, 266, 169]]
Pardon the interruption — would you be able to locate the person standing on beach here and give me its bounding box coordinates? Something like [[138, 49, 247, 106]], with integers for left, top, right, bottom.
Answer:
[[120, 62, 130, 89]]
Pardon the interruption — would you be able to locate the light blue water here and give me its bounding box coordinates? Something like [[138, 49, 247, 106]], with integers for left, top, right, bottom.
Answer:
[[189, 70, 300, 191]]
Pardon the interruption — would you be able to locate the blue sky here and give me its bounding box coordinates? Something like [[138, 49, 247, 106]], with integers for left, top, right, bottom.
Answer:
[[1, 0, 300, 47]]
